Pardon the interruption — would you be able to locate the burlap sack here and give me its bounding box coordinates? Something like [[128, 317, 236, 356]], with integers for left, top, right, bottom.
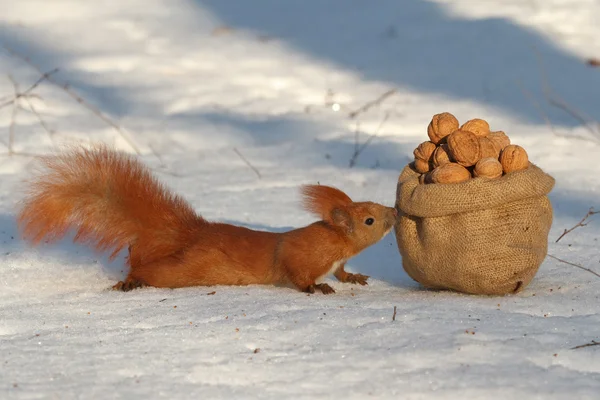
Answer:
[[394, 163, 555, 295]]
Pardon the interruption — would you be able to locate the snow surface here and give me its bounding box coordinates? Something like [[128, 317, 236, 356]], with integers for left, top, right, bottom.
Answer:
[[1, 0, 600, 398]]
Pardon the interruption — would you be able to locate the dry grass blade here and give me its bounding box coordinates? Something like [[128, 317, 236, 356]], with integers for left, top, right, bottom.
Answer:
[[348, 89, 396, 119], [2, 45, 141, 155], [547, 254, 600, 279], [234, 147, 261, 179], [23, 96, 56, 143], [349, 111, 391, 168], [0, 68, 58, 110], [6, 75, 20, 155], [571, 340, 600, 350], [9, 102, 17, 154], [534, 49, 600, 141], [516, 80, 556, 135]]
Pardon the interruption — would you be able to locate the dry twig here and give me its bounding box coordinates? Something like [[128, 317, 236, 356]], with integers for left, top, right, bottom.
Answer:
[[7, 75, 19, 155], [349, 111, 391, 168], [571, 340, 600, 350], [516, 80, 556, 135], [2, 45, 141, 155], [517, 80, 593, 142], [547, 254, 600, 279], [534, 50, 600, 141], [392, 306, 397, 322], [0, 68, 58, 110], [151, 165, 188, 178], [2, 74, 58, 154], [233, 147, 261, 179], [546, 93, 596, 134], [23, 96, 56, 141], [348, 89, 396, 119], [555, 207, 598, 243]]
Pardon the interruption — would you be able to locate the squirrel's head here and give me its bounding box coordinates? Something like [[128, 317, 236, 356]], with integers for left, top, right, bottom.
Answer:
[[300, 184, 398, 253]]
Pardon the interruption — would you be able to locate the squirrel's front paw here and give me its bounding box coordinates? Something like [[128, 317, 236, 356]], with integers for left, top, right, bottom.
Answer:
[[317, 283, 335, 294], [346, 273, 369, 286]]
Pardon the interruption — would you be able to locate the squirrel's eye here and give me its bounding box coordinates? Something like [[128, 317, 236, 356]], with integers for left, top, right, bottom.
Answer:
[[365, 217, 375, 226]]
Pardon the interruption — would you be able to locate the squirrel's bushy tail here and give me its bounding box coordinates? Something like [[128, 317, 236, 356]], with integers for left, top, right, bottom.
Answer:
[[17, 144, 203, 265]]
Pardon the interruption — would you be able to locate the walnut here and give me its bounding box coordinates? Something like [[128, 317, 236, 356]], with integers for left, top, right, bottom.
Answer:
[[499, 145, 529, 174], [414, 158, 431, 174], [413, 141, 436, 161], [446, 130, 481, 167], [432, 144, 451, 167], [427, 112, 459, 144], [473, 157, 503, 179], [460, 119, 490, 137], [488, 131, 511, 153], [430, 163, 471, 184], [479, 137, 499, 159]]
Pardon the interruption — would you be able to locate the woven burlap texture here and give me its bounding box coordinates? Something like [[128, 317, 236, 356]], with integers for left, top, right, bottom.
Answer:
[[394, 163, 555, 295]]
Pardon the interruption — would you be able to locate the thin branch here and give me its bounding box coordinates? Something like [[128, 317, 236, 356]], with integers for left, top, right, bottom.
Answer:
[[547, 254, 600, 279], [6, 75, 20, 155], [534, 49, 600, 140], [358, 111, 390, 152], [1, 45, 141, 155], [233, 147, 261, 179], [547, 95, 595, 132], [555, 207, 598, 243], [349, 123, 362, 168], [353, 121, 360, 157], [571, 340, 600, 350], [516, 80, 556, 135], [392, 306, 397, 322], [349, 110, 391, 168], [0, 68, 58, 110], [348, 89, 396, 119], [151, 166, 188, 178], [23, 96, 56, 142], [8, 104, 17, 155]]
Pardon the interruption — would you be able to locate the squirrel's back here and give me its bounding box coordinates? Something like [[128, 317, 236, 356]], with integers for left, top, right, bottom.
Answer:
[[18, 145, 204, 265]]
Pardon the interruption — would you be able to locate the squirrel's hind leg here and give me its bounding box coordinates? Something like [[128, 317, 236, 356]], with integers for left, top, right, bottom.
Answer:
[[112, 276, 148, 292], [112, 245, 150, 291]]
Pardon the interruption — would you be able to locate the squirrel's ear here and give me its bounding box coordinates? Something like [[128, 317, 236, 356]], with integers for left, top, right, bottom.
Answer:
[[300, 184, 353, 220], [331, 208, 354, 233]]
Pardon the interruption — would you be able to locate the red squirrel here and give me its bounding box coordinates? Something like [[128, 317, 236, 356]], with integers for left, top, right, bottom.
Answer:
[[17, 145, 398, 294]]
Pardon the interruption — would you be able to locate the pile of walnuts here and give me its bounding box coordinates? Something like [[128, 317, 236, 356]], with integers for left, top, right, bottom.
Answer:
[[413, 112, 529, 184]]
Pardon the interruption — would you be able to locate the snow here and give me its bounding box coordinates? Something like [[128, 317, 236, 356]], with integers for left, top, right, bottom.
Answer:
[[1, 0, 600, 398]]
